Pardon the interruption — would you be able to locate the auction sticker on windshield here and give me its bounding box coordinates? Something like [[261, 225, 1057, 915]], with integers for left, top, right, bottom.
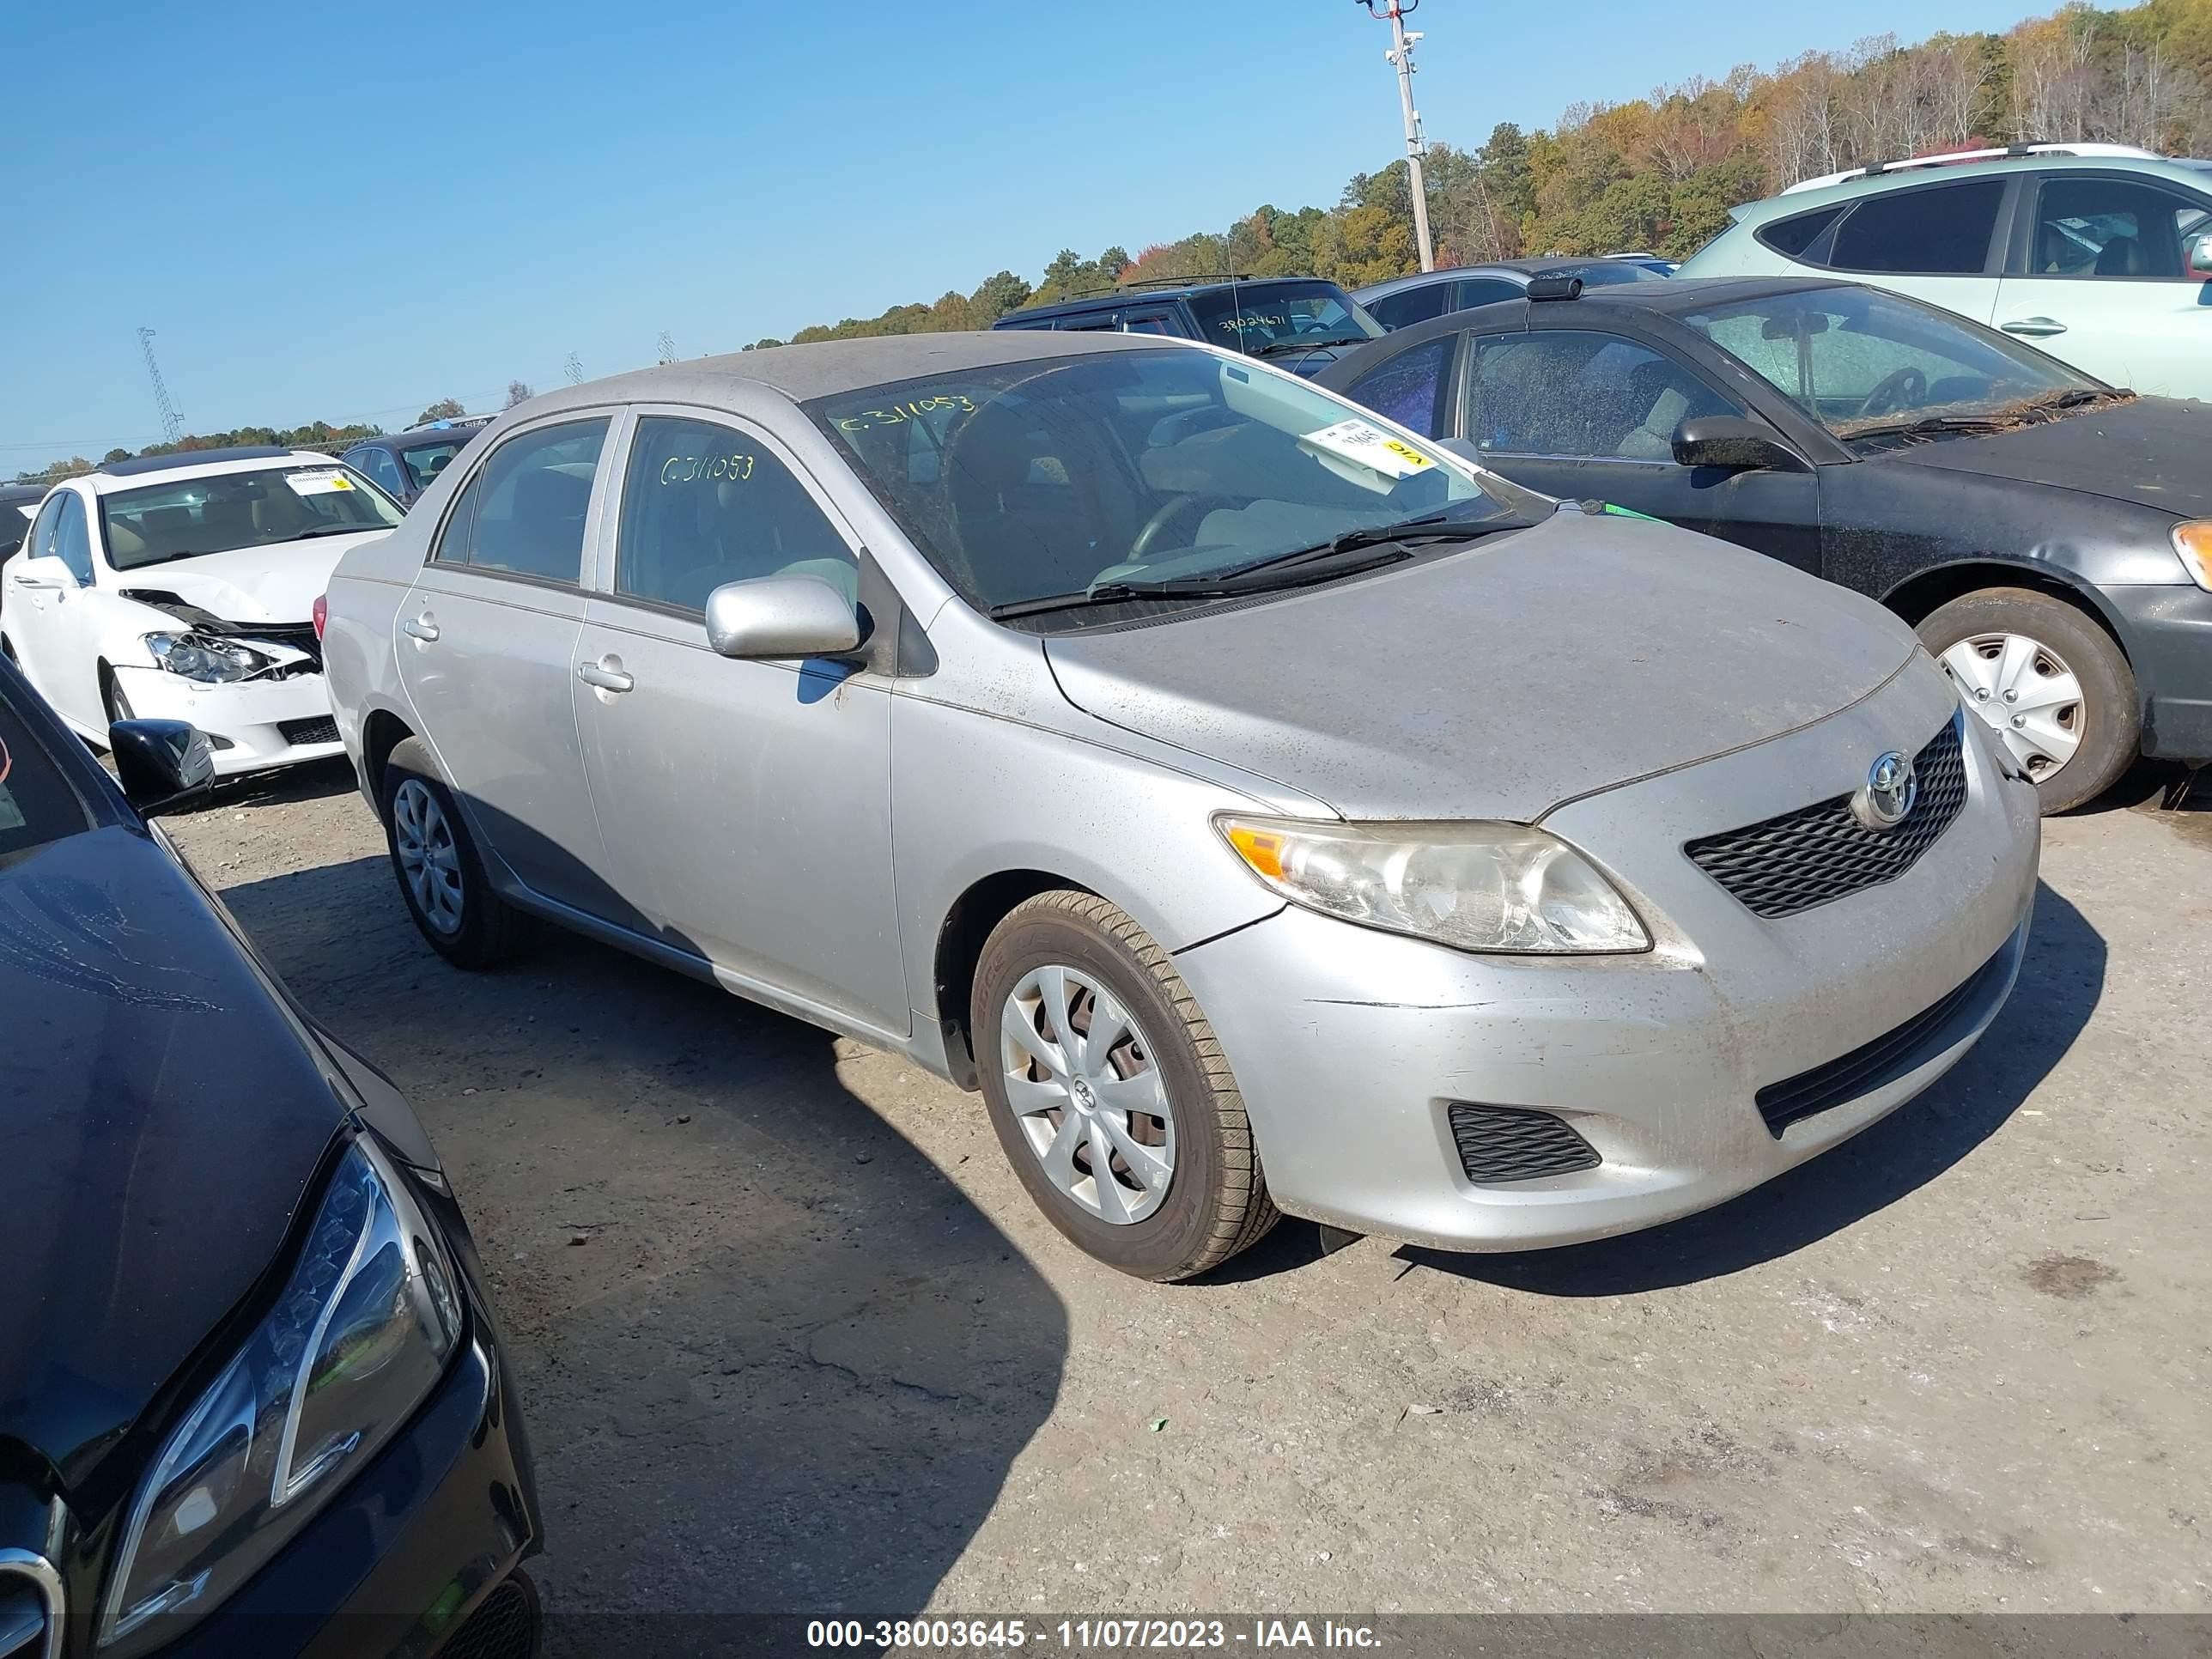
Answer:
[[1302, 417, 1434, 478], [285, 469, 356, 495]]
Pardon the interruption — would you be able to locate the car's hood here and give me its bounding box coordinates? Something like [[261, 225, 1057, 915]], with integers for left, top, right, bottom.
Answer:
[[1875, 395, 2212, 518], [1044, 510, 1918, 822], [0, 826, 343, 1507], [113, 532, 384, 626]]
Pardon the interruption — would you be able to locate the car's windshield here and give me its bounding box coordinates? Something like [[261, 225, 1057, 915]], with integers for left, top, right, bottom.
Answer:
[[100, 464, 404, 569], [399, 441, 467, 491], [1682, 286, 2096, 437], [810, 345, 1536, 618], [0, 685, 93, 862], [1183, 283, 1383, 354]]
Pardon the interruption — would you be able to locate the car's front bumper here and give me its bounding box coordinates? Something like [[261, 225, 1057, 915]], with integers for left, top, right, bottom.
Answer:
[[2105, 582, 2212, 761], [1174, 665, 2042, 1252], [109, 665, 343, 777]]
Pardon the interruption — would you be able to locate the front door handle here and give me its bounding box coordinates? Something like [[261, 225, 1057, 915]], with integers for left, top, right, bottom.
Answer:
[[576, 658, 634, 694], [2001, 316, 2068, 337], [403, 612, 440, 642]]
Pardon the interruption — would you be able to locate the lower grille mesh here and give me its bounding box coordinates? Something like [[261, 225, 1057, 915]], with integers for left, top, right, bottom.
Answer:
[[437, 1576, 539, 1659], [278, 715, 340, 747], [1448, 1103, 1601, 1184], [1685, 714, 1969, 919]]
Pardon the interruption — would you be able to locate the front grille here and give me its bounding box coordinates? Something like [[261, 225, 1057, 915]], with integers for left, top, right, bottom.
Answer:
[[278, 715, 340, 746], [435, 1575, 539, 1659], [1756, 944, 2012, 1135], [1685, 714, 1968, 919], [1448, 1102, 1602, 1184], [0, 1558, 59, 1659]]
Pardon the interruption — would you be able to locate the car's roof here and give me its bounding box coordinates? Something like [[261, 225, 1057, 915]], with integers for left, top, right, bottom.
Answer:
[[85, 447, 337, 493], [511, 328, 1186, 413], [1353, 258, 1652, 302], [1728, 153, 2212, 228], [1318, 274, 1856, 379], [374, 424, 489, 452], [998, 276, 1344, 322], [0, 483, 46, 505]]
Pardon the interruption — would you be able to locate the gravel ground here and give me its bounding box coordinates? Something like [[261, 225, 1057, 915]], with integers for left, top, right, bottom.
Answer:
[[166, 763, 2211, 1629]]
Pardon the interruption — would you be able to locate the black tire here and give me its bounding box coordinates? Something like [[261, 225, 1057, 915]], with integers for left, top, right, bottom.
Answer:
[[103, 672, 132, 726], [973, 890, 1278, 1281], [1917, 587, 2138, 815], [379, 736, 531, 969]]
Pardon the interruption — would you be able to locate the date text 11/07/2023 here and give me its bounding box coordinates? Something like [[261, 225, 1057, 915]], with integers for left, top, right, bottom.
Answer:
[[805, 1620, 1382, 1650]]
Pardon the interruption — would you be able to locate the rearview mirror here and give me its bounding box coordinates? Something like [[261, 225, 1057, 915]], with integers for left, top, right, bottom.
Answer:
[[111, 719, 216, 816], [2187, 230, 2212, 281], [1672, 415, 1805, 473], [702, 574, 863, 660]]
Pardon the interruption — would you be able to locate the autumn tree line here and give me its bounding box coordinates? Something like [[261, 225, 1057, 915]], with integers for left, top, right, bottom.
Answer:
[[16, 1, 2209, 486]]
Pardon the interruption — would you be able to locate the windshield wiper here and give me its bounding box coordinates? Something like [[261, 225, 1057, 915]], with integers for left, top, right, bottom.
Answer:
[[1249, 336, 1372, 357], [988, 544, 1417, 621], [1236, 509, 1533, 572], [285, 525, 380, 540]]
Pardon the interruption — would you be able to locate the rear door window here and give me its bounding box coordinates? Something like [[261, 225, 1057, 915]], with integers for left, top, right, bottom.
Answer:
[[1830, 181, 2005, 276], [1368, 283, 1455, 330], [433, 419, 609, 583]]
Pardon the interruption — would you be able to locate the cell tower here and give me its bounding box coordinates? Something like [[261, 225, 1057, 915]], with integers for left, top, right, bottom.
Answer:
[[655, 331, 678, 365], [563, 352, 584, 386], [137, 327, 185, 444]]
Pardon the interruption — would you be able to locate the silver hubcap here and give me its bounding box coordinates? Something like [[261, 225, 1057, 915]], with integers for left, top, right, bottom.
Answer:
[[1940, 631, 2083, 782], [392, 779, 465, 935], [1000, 964, 1176, 1225]]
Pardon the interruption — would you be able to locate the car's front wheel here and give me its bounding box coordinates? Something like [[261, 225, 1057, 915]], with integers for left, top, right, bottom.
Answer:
[[380, 737, 531, 968], [973, 890, 1278, 1280], [1918, 587, 2138, 814]]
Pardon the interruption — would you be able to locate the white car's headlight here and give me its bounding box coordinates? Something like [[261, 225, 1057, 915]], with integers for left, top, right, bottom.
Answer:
[[1215, 815, 1650, 954], [143, 631, 271, 684], [99, 1139, 464, 1656]]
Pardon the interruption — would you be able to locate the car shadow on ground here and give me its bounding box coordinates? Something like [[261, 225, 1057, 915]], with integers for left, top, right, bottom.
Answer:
[[216, 851, 1068, 1655], [1390, 878, 2104, 1297]]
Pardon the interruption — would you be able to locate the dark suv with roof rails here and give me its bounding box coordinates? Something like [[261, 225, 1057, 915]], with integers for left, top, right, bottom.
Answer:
[[993, 276, 1383, 375]]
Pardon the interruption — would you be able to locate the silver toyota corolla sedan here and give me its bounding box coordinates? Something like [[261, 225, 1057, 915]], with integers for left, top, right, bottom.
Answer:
[[324, 331, 2040, 1280]]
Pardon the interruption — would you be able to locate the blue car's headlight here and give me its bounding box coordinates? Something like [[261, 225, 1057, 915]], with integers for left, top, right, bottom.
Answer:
[[98, 1138, 464, 1656]]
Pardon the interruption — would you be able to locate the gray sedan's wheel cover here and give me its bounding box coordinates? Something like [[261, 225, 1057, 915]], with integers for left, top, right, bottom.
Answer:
[[393, 778, 466, 936], [1000, 963, 1176, 1225], [1940, 631, 2084, 781]]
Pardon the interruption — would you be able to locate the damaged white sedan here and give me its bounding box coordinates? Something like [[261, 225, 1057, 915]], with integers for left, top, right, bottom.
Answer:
[[0, 447, 403, 775]]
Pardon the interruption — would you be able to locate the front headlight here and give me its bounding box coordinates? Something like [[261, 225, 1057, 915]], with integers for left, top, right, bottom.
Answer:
[[99, 1139, 464, 1656], [143, 631, 272, 684], [2172, 521, 2212, 592], [1215, 815, 1650, 954]]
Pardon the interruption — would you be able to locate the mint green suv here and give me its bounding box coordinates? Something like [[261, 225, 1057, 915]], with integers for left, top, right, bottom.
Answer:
[[1680, 152, 2212, 400]]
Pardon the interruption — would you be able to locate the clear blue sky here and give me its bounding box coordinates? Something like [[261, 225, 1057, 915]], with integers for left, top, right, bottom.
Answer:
[[3, 0, 2046, 462]]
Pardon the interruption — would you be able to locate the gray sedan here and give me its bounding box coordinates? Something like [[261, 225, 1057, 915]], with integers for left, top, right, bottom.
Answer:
[[324, 331, 2040, 1280]]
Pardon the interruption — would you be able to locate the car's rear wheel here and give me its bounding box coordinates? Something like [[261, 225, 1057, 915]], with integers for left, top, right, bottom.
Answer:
[[973, 890, 1278, 1281], [380, 736, 530, 968], [1917, 587, 2137, 814]]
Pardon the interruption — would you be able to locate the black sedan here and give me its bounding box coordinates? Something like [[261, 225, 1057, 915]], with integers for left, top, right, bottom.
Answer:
[[0, 659, 542, 1658], [1318, 274, 2212, 811], [340, 422, 490, 509]]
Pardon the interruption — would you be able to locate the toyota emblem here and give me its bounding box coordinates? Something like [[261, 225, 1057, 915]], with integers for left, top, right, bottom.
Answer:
[[1852, 750, 1918, 829]]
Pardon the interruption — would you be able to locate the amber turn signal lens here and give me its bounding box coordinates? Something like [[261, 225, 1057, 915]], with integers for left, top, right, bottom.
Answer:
[[1223, 823, 1289, 880], [2173, 522, 2212, 592]]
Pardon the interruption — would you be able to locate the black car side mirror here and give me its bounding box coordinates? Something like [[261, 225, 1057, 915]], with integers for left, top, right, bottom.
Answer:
[[1673, 415, 1805, 473], [112, 719, 216, 816]]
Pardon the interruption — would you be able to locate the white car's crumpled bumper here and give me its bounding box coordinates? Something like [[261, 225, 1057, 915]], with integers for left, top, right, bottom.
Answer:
[[110, 664, 343, 777]]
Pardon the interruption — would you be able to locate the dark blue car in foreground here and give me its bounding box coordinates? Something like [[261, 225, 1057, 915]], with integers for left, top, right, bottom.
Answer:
[[0, 658, 541, 1659]]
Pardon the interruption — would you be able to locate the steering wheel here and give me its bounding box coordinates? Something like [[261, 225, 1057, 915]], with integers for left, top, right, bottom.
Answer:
[[1856, 366, 1928, 419], [1129, 495, 1235, 562]]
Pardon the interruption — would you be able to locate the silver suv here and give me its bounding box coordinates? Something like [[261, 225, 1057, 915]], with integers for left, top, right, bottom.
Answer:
[[1680, 147, 2212, 398]]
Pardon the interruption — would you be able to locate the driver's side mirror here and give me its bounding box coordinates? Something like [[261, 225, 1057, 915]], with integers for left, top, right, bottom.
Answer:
[[1672, 415, 1806, 473], [702, 574, 863, 660], [2186, 230, 2212, 281], [9, 554, 81, 592], [112, 719, 216, 816]]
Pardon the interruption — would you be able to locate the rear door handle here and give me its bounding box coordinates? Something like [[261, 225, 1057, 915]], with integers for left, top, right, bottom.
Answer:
[[403, 613, 440, 642], [2001, 316, 2068, 337], [576, 659, 634, 694]]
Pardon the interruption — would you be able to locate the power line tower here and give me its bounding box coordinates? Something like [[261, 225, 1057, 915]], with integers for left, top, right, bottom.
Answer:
[[1356, 1, 1435, 272], [563, 352, 584, 386], [137, 327, 185, 444], [655, 331, 678, 365]]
